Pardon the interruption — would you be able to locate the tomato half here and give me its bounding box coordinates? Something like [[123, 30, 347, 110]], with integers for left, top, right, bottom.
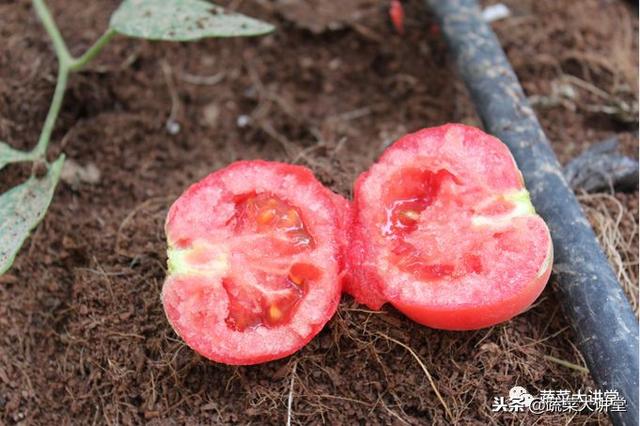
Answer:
[[162, 161, 348, 365], [346, 124, 553, 330]]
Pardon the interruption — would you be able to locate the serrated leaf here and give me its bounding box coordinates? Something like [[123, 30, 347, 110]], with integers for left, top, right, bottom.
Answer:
[[0, 155, 65, 275], [109, 0, 274, 41], [0, 141, 34, 171]]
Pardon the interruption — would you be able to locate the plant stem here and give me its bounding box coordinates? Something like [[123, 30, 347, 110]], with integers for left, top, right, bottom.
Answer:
[[543, 355, 590, 374], [33, 66, 69, 158], [69, 29, 117, 72], [31, 0, 115, 160], [32, 0, 72, 65]]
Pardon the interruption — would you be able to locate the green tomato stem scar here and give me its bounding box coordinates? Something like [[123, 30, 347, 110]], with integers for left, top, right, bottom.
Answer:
[[471, 189, 536, 227], [167, 240, 229, 277]]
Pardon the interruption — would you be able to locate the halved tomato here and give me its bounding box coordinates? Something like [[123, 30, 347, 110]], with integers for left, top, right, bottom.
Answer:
[[162, 161, 348, 365], [346, 124, 553, 330]]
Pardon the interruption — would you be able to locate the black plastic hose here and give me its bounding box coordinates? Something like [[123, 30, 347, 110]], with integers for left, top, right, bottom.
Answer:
[[425, 1, 639, 425]]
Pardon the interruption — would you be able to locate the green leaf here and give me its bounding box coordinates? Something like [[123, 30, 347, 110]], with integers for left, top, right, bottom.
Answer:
[[109, 0, 274, 41], [0, 141, 35, 171], [0, 155, 65, 275]]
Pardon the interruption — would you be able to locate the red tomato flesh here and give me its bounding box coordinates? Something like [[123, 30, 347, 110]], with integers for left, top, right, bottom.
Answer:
[[346, 124, 553, 330], [163, 161, 347, 365]]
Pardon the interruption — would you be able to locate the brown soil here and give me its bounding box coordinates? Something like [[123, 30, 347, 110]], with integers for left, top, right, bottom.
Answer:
[[0, 0, 637, 424]]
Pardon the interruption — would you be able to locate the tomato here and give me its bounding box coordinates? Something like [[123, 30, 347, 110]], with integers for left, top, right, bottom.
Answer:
[[389, 0, 405, 35], [162, 161, 348, 365], [346, 124, 553, 330]]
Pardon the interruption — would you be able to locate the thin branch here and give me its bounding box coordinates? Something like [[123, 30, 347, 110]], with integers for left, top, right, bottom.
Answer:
[[543, 355, 589, 374], [178, 71, 226, 86], [33, 67, 69, 158], [161, 61, 181, 135], [69, 28, 117, 72], [32, 0, 72, 65], [286, 362, 297, 426], [376, 332, 454, 421]]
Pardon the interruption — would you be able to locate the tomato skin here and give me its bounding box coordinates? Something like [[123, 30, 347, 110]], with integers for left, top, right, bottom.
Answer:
[[163, 161, 349, 365], [346, 124, 553, 330], [343, 170, 388, 310], [392, 252, 552, 330], [163, 275, 341, 365]]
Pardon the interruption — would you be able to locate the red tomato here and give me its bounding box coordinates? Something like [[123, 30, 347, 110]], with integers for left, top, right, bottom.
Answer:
[[346, 124, 553, 330], [163, 161, 348, 365], [389, 0, 405, 35]]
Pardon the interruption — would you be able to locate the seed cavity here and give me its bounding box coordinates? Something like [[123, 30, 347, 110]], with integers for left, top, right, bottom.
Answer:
[[235, 192, 315, 250], [381, 168, 457, 238], [219, 195, 320, 331]]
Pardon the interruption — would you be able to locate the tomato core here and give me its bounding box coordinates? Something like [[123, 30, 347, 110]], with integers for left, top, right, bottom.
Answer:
[[221, 193, 320, 331]]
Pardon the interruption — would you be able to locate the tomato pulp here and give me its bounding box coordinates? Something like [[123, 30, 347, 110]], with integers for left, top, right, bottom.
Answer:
[[346, 124, 553, 330], [162, 161, 348, 364]]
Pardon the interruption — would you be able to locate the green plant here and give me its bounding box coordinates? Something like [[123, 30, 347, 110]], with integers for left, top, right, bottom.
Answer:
[[0, 0, 274, 274]]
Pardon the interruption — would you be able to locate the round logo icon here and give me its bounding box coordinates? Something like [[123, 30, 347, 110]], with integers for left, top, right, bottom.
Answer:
[[509, 386, 534, 407]]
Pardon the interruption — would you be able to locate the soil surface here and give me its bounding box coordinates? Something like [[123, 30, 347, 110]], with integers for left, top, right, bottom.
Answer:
[[0, 0, 637, 424]]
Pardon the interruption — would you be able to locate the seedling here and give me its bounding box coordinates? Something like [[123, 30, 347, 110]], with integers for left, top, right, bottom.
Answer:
[[0, 0, 274, 274]]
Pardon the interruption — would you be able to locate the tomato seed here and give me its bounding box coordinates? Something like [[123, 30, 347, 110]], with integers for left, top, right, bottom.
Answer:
[[267, 305, 282, 322], [398, 209, 420, 223], [288, 272, 304, 286], [257, 208, 276, 224]]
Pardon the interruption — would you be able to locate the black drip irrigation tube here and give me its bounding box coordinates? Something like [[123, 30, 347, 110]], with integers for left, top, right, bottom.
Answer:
[[425, 1, 639, 425]]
